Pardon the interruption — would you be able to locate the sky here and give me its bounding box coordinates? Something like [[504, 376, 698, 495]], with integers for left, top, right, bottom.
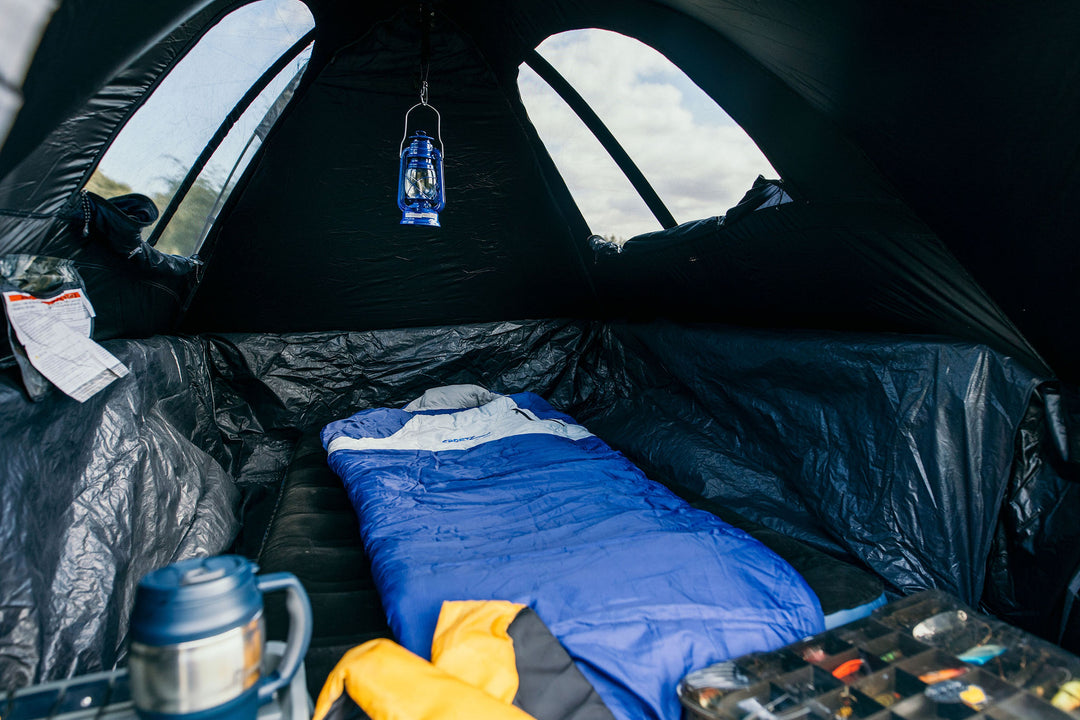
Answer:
[[520, 29, 778, 241]]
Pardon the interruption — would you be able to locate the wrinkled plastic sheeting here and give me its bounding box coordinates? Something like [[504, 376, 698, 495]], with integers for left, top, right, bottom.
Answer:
[[0, 336, 238, 689], [205, 320, 620, 484], [598, 323, 1044, 605], [984, 385, 1080, 638], [0, 318, 1066, 688], [205, 318, 1061, 609]]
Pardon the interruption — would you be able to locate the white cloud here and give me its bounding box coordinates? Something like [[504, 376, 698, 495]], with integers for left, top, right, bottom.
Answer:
[[521, 29, 777, 241]]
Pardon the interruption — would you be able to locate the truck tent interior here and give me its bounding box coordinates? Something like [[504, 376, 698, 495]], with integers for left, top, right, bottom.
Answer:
[[2, 0, 1080, 705]]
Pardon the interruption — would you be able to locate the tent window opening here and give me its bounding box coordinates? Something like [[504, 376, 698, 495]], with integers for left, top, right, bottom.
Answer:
[[518, 29, 777, 245], [153, 50, 312, 257], [84, 0, 315, 257], [519, 63, 661, 245]]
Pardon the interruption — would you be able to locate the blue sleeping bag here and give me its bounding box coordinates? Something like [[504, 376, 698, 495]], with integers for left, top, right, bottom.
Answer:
[[323, 388, 824, 720]]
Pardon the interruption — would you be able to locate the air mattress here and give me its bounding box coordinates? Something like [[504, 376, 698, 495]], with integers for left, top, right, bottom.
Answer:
[[323, 387, 825, 720]]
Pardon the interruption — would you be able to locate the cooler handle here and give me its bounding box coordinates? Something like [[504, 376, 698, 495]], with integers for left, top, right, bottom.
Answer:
[[255, 572, 313, 703]]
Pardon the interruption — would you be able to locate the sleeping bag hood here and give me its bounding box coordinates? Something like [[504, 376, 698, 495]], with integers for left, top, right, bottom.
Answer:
[[1, 0, 1079, 694]]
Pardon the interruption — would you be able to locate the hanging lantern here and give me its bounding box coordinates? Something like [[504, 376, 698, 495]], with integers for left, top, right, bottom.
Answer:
[[397, 87, 445, 227]]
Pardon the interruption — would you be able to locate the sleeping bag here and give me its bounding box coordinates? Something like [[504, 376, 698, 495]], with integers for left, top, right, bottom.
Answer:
[[322, 385, 824, 720]]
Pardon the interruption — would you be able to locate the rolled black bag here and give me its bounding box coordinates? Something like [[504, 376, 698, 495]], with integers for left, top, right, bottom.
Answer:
[[66, 190, 198, 277], [722, 175, 794, 226]]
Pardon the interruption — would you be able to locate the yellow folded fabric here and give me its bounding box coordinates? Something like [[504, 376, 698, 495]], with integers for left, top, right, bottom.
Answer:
[[431, 600, 524, 703], [312, 637, 537, 720]]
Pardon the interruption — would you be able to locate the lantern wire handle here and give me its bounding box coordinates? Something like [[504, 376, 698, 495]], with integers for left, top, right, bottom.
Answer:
[[400, 97, 443, 155]]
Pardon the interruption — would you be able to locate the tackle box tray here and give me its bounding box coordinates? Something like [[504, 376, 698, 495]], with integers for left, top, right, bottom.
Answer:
[[680, 590, 1080, 720]]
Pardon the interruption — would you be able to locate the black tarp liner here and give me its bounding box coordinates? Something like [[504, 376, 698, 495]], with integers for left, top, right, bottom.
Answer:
[[0, 336, 238, 690], [596, 323, 1042, 603], [985, 386, 1080, 641], [203, 321, 614, 484], [1, 318, 1067, 687]]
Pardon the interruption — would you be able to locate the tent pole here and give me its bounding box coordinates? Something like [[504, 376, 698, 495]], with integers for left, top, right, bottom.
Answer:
[[523, 49, 677, 230], [195, 132, 257, 253]]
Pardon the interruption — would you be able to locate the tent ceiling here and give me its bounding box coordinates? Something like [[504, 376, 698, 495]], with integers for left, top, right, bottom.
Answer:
[[2, 0, 1078, 378]]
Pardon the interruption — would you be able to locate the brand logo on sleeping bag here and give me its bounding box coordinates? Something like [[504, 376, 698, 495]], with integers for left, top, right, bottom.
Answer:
[[443, 432, 491, 444]]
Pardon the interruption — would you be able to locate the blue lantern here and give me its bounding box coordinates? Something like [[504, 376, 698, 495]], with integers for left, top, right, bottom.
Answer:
[[397, 94, 445, 227]]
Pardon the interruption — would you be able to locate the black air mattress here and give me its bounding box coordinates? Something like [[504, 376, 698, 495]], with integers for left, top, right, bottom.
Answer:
[[256, 434, 391, 698]]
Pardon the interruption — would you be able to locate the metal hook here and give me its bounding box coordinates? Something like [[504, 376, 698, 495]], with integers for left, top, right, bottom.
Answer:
[[399, 101, 444, 155]]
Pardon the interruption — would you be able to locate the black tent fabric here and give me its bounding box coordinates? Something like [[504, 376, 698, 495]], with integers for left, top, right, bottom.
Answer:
[[1, 1, 1076, 379], [1, 0, 1079, 699], [186, 8, 597, 332], [595, 199, 1048, 375]]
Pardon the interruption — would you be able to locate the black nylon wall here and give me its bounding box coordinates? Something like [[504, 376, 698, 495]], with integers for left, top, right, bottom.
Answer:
[[184, 0, 907, 335], [2, 0, 1078, 376], [655, 0, 1080, 381], [0, 0, 228, 178], [592, 201, 1049, 376], [451, 0, 897, 204], [0, 1, 234, 343], [184, 7, 596, 333]]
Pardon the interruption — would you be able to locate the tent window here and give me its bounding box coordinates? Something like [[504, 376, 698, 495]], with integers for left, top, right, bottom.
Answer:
[[154, 53, 311, 257], [518, 29, 777, 244], [85, 0, 314, 256]]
